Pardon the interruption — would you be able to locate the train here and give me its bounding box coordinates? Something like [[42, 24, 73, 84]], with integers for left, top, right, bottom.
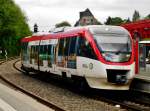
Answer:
[[21, 25, 135, 90]]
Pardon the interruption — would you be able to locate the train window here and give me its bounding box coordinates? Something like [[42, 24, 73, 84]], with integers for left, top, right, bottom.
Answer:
[[47, 45, 51, 67], [39, 45, 43, 66], [57, 38, 66, 67], [47, 45, 55, 67], [33, 46, 36, 58], [68, 37, 77, 56], [48, 45, 51, 55], [57, 37, 78, 68], [30, 46, 36, 64], [58, 38, 65, 56], [39, 45, 43, 54], [67, 37, 77, 69], [77, 37, 97, 60], [64, 38, 71, 56], [22, 43, 28, 53], [44, 45, 48, 54], [22, 42, 29, 61], [39, 45, 48, 60], [30, 46, 34, 59], [51, 45, 55, 64], [35, 46, 39, 65]]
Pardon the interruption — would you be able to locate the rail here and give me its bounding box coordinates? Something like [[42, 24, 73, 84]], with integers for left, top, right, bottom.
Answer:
[[0, 58, 150, 111], [0, 58, 64, 111]]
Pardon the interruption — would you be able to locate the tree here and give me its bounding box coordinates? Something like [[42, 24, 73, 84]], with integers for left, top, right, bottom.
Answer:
[[0, 0, 31, 57], [145, 14, 150, 19], [105, 16, 123, 25], [123, 18, 131, 23], [105, 16, 112, 25], [55, 21, 71, 28], [132, 10, 140, 22]]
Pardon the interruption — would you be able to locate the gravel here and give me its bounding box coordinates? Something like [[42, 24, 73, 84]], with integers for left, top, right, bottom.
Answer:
[[0, 59, 127, 111]]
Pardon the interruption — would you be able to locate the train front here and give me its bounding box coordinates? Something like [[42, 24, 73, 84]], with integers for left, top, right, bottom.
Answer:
[[85, 26, 135, 90]]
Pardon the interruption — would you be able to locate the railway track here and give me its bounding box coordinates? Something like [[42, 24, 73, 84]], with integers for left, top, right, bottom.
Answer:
[[0, 58, 150, 111], [0, 58, 64, 111], [0, 57, 19, 64], [95, 93, 150, 111], [13, 59, 150, 111]]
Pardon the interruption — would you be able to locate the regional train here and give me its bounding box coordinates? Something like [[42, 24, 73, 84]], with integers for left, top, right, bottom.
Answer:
[[21, 25, 135, 90]]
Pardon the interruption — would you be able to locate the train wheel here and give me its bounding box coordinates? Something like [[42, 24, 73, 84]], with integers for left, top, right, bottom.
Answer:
[[72, 77, 89, 93], [78, 81, 88, 92], [21, 69, 30, 75]]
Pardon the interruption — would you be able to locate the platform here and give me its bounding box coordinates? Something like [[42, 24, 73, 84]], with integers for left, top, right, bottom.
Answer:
[[0, 83, 53, 111], [135, 64, 150, 82], [130, 64, 150, 93]]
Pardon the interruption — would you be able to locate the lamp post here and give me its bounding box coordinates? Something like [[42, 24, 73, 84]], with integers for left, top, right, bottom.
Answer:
[[34, 23, 38, 33]]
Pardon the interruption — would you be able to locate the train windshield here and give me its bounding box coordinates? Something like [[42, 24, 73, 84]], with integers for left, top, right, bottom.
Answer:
[[93, 34, 132, 62]]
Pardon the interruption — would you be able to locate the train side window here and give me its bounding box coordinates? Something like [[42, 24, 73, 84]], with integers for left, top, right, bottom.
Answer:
[[64, 38, 71, 56], [68, 37, 77, 56], [34, 46, 39, 65], [33, 46, 36, 58], [39, 45, 48, 60], [77, 37, 97, 60], [39, 45, 42, 54], [57, 38, 65, 67], [67, 37, 77, 69], [44, 45, 48, 60], [47, 45, 52, 67], [58, 38, 65, 56], [21, 43, 28, 61], [31, 46, 34, 59], [39, 45, 43, 66]]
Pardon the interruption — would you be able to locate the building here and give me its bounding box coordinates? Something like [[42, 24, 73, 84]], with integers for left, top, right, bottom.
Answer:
[[74, 8, 101, 26], [121, 19, 150, 73]]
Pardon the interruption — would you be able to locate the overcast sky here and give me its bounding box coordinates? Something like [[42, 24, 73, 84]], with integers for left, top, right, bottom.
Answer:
[[14, 0, 150, 31]]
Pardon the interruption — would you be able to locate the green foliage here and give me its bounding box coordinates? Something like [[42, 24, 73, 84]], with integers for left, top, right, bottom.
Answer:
[[132, 10, 140, 22], [144, 14, 150, 19], [123, 18, 131, 24], [55, 21, 71, 28], [0, 0, 31, 57], [105, 16, 112, 25], [105, 16, 123, 25]]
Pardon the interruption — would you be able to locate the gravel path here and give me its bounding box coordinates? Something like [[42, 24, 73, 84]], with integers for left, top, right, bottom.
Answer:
[[0, 59, 126, 111]]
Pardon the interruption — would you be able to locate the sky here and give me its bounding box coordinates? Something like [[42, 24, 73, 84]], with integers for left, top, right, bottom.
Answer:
[[14, 0, 150, 32]]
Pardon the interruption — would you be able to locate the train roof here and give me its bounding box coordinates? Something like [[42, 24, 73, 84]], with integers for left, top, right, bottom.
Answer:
[[21, 25, 129, 42]]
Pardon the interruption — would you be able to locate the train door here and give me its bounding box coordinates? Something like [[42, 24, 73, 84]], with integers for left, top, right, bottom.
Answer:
[[38, 39, 58, 73], [139, 41, 150, 74], [21, 42, 30, 67], [67, 37, 77, 69], [76, 37, 97, 76], [56, 37, 78, 76], [28, 41, 40, 70], [57, 38, 66, 67], [139, 43, 146, 71], [39, 40, 49, 72], [48, 39, 58, 73]]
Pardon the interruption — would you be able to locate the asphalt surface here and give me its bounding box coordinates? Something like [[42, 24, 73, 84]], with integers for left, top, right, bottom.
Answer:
[[0, 83, 54, 111]]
